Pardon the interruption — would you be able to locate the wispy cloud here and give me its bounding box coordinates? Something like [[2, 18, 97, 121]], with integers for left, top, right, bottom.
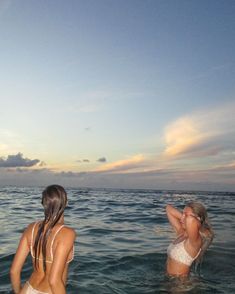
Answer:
[[210, 160, 235, 173], [1, 102, 234, 191], [1, 156, 234, 191], [94, 154, 146, 173], [76, 159, 90, 163], [163, 102, 235, 159], [66, 90, 145, 113], [164, 116, 206, 157], [55, 171, 87, 177], [66, 90, 111, 113], [185, 62, 234, 82]]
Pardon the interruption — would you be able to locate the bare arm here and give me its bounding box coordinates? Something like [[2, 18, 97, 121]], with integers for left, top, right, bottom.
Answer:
[[10, 228, 30, 293], [49, 228, 76, 294], [166, 204, 184, 235]]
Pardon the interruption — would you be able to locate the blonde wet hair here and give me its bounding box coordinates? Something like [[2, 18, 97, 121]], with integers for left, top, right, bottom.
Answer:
[[186, 202, 214, 267]]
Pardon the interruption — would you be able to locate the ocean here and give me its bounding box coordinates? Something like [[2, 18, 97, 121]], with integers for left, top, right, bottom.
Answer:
[[0, 186, 234, 293]]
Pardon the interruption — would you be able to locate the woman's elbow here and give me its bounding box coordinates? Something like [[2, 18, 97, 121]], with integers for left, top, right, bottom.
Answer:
[[49, 276, 64, 288], [48, 277, 57, 287], [166, 204, 172, 213], [10, 265, 20, 277]]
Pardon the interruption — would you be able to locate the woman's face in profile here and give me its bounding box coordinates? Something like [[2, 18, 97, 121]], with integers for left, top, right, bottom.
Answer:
[[180, 206, 194, 227]]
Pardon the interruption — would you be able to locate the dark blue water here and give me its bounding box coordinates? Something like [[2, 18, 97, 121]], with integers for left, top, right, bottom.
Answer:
[[0, 187, 235, 293]]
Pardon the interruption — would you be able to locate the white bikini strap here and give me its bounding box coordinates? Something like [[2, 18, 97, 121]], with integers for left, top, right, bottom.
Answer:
[[193, 248, 202, 260], [30, 221, 40, 258], [50, 225, 65, 260], [30, 222, 38, 249]]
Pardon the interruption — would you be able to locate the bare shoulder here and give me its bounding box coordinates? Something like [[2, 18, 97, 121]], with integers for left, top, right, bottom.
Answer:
[[23, 222, 37, 237], [54, 226, 76, 253], [16, 222, 38, 248], [60, 226, 76, 240], [27, 221, 37, 230]]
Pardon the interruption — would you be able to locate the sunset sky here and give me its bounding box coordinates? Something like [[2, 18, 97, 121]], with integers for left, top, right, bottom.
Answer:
[[0, 0, 235, 191]]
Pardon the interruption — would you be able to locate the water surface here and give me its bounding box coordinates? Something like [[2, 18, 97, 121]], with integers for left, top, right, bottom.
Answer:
[[0, 187, 234, 293]]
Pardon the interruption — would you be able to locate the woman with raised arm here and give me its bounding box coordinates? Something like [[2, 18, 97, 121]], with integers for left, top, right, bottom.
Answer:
[[10, 185, 76, 294], [166, 202, 213, 277]]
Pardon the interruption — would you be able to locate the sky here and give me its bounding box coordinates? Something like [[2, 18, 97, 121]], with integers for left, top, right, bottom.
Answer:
[[0, 0, 235, 191]]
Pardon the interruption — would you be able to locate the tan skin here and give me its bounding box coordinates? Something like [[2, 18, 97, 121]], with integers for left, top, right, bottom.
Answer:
[[166, 204, 202, 277], [10, 215, 76, 294]]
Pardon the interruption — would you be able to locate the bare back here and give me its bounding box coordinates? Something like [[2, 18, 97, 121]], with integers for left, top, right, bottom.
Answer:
[[12, 221, 75, 294]]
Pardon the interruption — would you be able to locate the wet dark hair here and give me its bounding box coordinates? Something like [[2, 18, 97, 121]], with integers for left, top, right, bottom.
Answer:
[[33, 185, 67, 272]]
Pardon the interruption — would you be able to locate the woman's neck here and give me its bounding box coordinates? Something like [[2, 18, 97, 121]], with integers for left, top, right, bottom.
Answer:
[[43, 214, 65, 226], [57, 215, 64, 224]]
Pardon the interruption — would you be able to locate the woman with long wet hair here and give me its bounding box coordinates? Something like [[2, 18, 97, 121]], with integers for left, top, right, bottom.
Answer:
[[166, 201, 213, 277], [10, 185, 76, 294]]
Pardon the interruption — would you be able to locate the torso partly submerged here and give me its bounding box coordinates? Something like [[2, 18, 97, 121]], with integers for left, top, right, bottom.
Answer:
[[166, 234, 201, 276], [21, 221, 74, 294]]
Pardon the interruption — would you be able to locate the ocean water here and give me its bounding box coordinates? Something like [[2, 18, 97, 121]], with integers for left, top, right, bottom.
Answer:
[[0, 187, 235, 293]]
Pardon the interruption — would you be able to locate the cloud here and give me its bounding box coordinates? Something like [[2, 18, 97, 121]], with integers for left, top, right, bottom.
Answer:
[[163, 102, 235, 158], [66, 90, 144, 113], [76, 159, 90, 163], [97, 157, 107, 163], [0, 153, 40, 167], [164, 117, 205, 156], [0, 102, 234, 191], [67, 90, 111, 113], [39, 161, 46, 167], [94, 154, 146, 173], [209, 161, 235, 173], [185, 63, 233, 82], [56, 171, 87, 177], [1, 161, 234, 191], [83, 159, 90, 163]]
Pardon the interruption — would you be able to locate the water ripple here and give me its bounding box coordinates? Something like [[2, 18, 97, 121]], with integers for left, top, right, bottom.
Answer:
[[0, 187, 235, 293]]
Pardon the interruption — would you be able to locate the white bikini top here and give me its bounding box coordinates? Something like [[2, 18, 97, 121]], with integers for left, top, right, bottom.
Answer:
[[167, 238, 201, 266], [30, 222, 74, 264]]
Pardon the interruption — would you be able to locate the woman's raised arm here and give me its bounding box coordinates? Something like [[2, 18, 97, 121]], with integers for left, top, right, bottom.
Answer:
[[166, 204, 184, 235]]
